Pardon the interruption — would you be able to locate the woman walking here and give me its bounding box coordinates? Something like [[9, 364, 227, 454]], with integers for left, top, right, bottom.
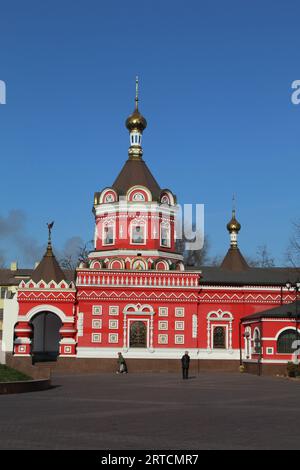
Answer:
[[117, 352, 128, 374]]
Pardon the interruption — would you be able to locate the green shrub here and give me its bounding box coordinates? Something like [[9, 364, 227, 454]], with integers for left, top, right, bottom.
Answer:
[[287, 362, 300, 378]]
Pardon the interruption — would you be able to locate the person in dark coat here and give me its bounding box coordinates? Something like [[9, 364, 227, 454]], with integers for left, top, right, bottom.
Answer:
[[181, 351, 190, 380]]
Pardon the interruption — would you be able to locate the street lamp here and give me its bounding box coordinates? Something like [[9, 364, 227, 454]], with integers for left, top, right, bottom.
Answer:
[[285, 280, 300, 362]]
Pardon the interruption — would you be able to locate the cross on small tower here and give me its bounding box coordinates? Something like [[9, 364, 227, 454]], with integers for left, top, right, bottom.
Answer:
[[46, 221, 54, 256]]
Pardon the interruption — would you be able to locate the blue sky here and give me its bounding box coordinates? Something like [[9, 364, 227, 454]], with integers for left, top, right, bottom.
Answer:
[[0, 0, 299, 266]]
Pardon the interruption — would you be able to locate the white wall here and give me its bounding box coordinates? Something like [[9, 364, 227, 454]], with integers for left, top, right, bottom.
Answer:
[[1, 295, 19, 362], [0, 341, 5, 364]]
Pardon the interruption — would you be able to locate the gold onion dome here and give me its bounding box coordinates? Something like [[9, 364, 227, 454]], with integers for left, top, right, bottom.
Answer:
[[227, 210, 241, 233], [126, 110, 147, 133], [125, 76, 147, 133]]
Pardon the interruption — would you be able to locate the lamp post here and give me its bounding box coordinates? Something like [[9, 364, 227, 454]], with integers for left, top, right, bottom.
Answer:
[[286, 280, 300, 363]]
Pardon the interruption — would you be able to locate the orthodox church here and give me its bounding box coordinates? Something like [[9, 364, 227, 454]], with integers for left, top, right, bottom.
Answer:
[[5, 81, 300, 375]]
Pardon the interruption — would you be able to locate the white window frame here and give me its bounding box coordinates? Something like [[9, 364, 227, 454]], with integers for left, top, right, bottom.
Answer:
[[175, 321, 185, 331], [102, 223, 115, 246], [158, 321, 168, 331], [130, 222, 147, 245], [109, 306, 119, 316], [92, 305, 102, 315], [160, 221, 171, 248], [109, 333, 119, 344], [109, 319, 119, 329], [91, 333, 102, 343], [175, 307, 185, 317], [158, 334, 168, 345], [175, 334, 185, 345], [158, 307, 168, 317], [92, 319, 102, 329]]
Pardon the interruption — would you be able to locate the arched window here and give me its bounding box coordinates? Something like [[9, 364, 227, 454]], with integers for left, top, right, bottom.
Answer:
[[277, 329, 300, 354], [130, 221, 146, 245], [102, 219, 115, 246], [160, 221, 171, 248], [253, 328, 261, 354], [213, 326, 226, 349]]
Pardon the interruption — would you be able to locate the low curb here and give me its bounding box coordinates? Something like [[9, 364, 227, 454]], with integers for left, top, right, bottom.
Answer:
[[0, 378, 51, 395]]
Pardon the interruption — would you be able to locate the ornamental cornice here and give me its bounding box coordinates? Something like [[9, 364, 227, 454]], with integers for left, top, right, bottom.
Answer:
[[77, 289, 198, 302]]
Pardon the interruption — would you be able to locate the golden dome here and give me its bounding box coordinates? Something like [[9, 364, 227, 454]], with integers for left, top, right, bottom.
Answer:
[[126, 109, 147, 133], [227, 210, 241, 233]]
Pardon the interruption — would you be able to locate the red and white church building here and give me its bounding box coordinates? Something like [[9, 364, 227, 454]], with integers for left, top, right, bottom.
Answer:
[[5, 83, 300, 374]]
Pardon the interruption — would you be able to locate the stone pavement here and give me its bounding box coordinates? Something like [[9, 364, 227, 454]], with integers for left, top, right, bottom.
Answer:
[[0, 372, 300, 450]]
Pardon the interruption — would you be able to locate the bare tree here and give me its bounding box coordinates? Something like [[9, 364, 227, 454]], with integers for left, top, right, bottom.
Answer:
[[60, 241, 93, 270], [247, 245, 275, 268], [176, 235, 211, 268], [0, 250, 6, 268], [286, 220, 300, 267]]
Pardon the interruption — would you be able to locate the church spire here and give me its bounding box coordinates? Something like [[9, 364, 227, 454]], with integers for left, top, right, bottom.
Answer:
[[135, 75, 139, 111], [46, 221, 54, 256], [125, 76, 147, 160], [220, 200, 249, 271], [31, 222, 66, 283]]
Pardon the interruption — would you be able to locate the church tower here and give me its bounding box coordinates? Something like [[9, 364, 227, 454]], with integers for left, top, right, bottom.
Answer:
[[88, 78, 184, 272]]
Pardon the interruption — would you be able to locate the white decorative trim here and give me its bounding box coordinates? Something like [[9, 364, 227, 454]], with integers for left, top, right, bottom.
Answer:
[[158, 334, 169, 345], [159, 307, 168, 316], [158, 321, 168, 331], [109, 306, 119, 315], [175, 335, 185, 345], [91, 333, 102, 343], [192, 314, 198, 339], [109, 319, 118, 329], [92, 319, 102, 329], [19, 304, 73, 323], [92, 305, 102, 315], [207, 309, 233, 351], [175, 321, 184, 330], [175, 307, 185, 317], [108, 333, 119, 343], [275, 326, 300, 340], [88, 249, 184, 261], [127, 185, 152, 202], [76, 347, 241, 360]]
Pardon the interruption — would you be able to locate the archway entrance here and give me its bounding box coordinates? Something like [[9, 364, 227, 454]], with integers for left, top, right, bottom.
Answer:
[[130, 321, 147, 348], [31, 312, 62, 363]]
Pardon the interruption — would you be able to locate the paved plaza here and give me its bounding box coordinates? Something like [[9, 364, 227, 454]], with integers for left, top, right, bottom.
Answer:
[[0, 372, 300, 450]]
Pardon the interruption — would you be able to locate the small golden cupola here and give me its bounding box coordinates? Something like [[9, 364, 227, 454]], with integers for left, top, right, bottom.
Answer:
[[125, 76, 147, 160], [221, 204, 249, 271], [227, 209, 241, 247]]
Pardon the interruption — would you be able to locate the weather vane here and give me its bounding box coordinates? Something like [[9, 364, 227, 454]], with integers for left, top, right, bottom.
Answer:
[[47, 221, 54, 242]]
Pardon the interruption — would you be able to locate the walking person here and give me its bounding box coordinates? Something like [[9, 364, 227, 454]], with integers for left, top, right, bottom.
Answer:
[[181, 351, 190, 380], [117, 352, 128, 374]]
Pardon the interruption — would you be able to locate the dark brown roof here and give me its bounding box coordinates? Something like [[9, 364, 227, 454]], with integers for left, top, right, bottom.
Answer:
[[220, 247, 249, 271], [31, 243, 66, 284], [198, 266, 300, 286], [112, 158, 161, 200], [0, 267, 75, 286], [0, 269, 32, 286], [242, 301, 300, 322]]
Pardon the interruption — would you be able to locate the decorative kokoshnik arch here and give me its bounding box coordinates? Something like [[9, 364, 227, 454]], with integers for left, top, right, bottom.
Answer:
[[207, 309, 234, 351], [122, 304, 155, 352], [18, 304, 75, 324]]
